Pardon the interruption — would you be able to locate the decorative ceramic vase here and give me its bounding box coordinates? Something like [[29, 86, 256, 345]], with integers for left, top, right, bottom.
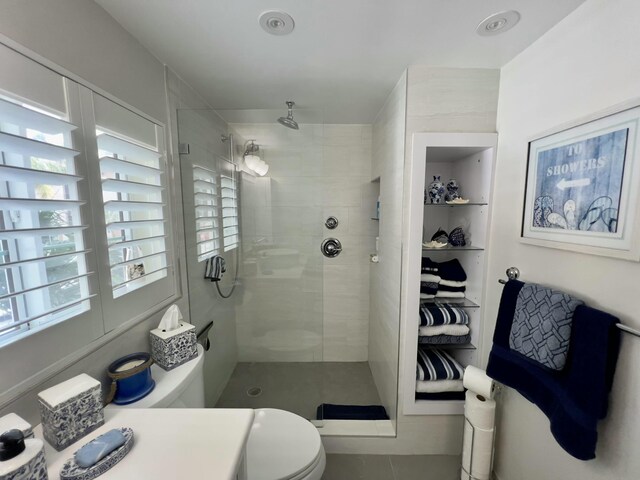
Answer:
[[449, 226, 466, 247], [445, 178, 460, 202], [428, 176, 445, 204]]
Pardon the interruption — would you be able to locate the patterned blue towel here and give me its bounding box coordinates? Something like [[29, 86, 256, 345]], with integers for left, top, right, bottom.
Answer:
[[419, 305, 469, 326], [416, 348, 464, 381], [509, 283, 583, 370]]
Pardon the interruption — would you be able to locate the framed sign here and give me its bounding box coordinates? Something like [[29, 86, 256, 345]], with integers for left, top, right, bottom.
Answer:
[[522, 102, 640, 261]]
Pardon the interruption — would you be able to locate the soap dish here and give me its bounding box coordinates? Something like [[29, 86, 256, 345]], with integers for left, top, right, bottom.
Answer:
[[60, 428, 134, 480]]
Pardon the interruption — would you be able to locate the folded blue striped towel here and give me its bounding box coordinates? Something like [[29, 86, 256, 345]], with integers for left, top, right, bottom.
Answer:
[[419, 305, 469, 326], [416, 348, 464, 381]]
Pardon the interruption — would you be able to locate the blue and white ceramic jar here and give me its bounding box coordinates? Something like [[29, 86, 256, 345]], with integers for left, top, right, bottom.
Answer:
[[445, 178, 460, 202], [428, 176, 445, 204]]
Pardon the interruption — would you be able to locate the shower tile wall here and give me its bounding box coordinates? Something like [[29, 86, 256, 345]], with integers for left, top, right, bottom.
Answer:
[[233, 123, 375, 362]]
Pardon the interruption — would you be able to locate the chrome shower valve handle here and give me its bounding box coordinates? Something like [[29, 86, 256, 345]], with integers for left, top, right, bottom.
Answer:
[[321, 238, 342, 258]]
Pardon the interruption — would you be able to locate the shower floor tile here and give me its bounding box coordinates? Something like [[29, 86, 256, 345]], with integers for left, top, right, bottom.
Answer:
[[215, 362, 382, 420]]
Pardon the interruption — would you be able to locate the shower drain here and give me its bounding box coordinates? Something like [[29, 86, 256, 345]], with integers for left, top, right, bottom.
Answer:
[[246, 386, 263, 397]]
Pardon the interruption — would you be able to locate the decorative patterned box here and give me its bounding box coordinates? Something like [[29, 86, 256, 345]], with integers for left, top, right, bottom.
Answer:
[[37, 374, 104, 452], [149, 321, 198, 371], [0, 413, 33, 439]]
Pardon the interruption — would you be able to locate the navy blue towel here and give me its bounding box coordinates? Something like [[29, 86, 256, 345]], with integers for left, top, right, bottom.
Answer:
[[487, 280, 620, 460], [316, 404, 389, 420]]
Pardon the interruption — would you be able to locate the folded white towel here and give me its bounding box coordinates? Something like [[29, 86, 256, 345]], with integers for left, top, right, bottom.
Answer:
[[421, 274, 442, 283], [439, 279, 467, 288], [420, 293, 436, 300], [416, 379, 464, 393], [419, 324, 470, 337], [436, 291, 465, 298]]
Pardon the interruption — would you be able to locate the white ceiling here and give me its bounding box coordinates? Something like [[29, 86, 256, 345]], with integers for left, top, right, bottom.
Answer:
[[96, 0, 586, 123]]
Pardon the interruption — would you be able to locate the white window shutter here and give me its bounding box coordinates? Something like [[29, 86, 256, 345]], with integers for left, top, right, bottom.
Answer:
[[0, 95, 93, 344]]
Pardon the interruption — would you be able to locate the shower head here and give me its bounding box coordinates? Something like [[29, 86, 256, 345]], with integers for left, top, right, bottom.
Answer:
[[277, 101, 299, 130]]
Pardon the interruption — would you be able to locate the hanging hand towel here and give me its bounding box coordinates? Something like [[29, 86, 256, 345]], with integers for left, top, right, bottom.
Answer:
[[509, 283, 583, 370], [487, 280, 620, 460]]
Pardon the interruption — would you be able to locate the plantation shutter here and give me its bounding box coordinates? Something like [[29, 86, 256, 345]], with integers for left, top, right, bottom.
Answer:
[[220, 174, 238, 251], [0, 95, 94, 343], [193, 165, 220, 261]]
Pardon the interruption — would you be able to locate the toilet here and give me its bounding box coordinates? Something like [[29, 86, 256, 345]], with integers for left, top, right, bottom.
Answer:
[[107, 345, 325, 480]]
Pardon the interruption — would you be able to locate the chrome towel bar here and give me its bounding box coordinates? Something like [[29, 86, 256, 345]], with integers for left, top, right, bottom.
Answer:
[[498, 266, 640, 338]]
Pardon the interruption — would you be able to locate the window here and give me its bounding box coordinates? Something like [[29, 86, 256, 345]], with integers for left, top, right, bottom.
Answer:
[[96, 131, 169, 298], [193, 165, 220, 261], [220, 174, 238, 252], [0, 95, 92, 343], [0, 45, 175, 354]]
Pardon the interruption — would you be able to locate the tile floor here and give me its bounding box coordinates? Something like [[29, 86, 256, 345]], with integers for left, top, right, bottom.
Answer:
[[322, 454, 462, 480], [216, 362, 382, 420]]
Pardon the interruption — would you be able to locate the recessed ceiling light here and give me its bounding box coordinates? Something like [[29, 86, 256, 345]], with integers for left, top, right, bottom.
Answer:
[[476, 10, 520, 36], [259, 11, 295, 36]]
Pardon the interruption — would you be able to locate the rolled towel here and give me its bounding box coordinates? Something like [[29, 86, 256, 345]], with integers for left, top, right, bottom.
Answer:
[[416, 391, 466, 401], [416, 379, 464, 393], [440, 279, 467, 288], [416, 348, 464, 381], [436, 291, 465, 299], [438, 258, 467, 282], [421, 257, 439, 275], [420, 281, 439, 296], [419, 305, 469, 326], [421, 273, 442, 283], [439, 284, 466, 293], [419, 334, 471, 345], [419, 324, 470, 337]]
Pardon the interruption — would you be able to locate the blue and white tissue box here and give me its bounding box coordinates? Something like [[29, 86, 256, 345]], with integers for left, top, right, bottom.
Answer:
[[0, 413, 34, 439], [38, 374, 104, 451], [149, 322, 198, 371]]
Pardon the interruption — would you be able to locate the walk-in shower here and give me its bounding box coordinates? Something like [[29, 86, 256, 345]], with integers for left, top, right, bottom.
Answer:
[[177, 106, 394, 432]]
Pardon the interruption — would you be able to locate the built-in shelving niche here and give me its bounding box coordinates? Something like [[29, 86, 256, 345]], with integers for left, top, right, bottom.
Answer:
[[402, 133, 497, 415]]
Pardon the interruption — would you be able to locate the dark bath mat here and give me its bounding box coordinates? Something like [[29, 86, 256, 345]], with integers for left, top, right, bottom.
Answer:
[[316, 403, 389, 420]]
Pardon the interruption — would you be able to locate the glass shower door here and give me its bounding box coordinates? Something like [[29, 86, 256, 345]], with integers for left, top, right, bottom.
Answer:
[[178, 108, 326, 421], [229, 112, 326, 422]]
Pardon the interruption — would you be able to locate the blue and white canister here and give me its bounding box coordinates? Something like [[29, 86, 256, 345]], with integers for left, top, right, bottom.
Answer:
[[428, 176, 445, 204], [445, 178, 461, 202]]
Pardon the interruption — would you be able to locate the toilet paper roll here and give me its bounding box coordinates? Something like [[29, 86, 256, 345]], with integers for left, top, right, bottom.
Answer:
[[461, 421, 494, 480], [463, 365, 496, 399], [464, 390, 496, 430]]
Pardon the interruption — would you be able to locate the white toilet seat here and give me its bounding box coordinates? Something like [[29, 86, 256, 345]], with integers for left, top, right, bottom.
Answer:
[[246, 408, 326, 480]]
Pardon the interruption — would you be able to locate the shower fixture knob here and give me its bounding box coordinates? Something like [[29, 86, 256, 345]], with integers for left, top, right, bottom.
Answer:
[[321, 238, 342, 258], [325, 216, 339, 229]]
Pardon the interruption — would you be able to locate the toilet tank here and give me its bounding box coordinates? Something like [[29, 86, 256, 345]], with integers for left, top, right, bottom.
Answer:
[[107, 344, 205, 410]]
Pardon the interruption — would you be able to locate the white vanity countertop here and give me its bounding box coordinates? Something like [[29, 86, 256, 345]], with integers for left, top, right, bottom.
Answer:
[[34, 408, 255, 480]]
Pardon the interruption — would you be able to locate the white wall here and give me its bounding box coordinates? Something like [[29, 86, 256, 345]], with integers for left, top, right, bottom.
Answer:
[[484, 1, 640, 478], [0, 0, 166, 122], [232, 123, 375, 362]]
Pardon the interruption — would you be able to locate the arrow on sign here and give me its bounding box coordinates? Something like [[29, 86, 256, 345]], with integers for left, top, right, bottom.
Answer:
[[556, 178, 591, 190]]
